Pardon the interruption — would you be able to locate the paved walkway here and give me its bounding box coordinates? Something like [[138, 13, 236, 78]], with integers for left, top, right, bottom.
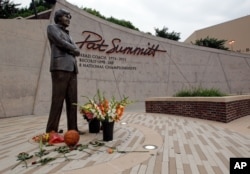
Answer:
[[0, 112, 249, 174]]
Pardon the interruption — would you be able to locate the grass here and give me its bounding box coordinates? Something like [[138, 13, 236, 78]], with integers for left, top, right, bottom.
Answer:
[[174, 87, 226, 97]]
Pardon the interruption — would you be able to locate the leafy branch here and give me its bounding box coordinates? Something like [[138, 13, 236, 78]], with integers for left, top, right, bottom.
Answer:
[[12, 152, 33, 169]]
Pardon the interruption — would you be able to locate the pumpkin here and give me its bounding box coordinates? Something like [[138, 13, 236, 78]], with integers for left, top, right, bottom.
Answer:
[[64, 130, 80, 146]]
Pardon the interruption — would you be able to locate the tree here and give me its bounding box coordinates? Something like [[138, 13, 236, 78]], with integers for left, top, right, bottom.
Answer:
[[28, 0, 52, 10], [44, 0, 56, 4], [83, 8, 105, 19], [83, 8, 139, 31], [0, 0, 53, 19], [192, 36, 229, 50], [2, 2, 180, 41], [106, 16, 139, 31], [155, 26, 181, 41], [0, 0, 20, 18]]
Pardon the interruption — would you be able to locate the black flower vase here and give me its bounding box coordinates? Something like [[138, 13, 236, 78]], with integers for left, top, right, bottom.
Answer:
[[88, 118, 100, 133], [102, 121, 114, 141]]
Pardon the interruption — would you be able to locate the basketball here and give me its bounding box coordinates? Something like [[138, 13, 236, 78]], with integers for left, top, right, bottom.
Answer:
[[64, 130, 80, 146]]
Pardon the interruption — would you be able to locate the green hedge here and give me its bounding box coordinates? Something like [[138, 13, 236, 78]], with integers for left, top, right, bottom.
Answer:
[[174, 87, 226, 97]]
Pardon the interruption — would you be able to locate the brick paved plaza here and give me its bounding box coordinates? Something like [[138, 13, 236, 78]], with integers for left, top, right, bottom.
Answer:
[[0, 112, 249, 174]]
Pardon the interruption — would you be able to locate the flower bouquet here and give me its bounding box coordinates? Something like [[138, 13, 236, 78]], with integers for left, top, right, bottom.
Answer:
[[79, 90, 132, 122], [78, 90, 132, 140]]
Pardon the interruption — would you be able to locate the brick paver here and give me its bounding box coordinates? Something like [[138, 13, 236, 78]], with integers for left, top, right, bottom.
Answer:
[[0, 112, 249, 174]]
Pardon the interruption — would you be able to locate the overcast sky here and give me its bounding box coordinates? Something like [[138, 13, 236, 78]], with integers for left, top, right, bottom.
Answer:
[[13, 0, 250, 41]]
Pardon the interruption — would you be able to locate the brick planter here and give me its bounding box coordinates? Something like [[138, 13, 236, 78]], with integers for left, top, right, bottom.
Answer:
[[145, 95, 250, 123]]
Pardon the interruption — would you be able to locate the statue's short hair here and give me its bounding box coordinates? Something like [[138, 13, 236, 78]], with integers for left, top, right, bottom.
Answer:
[[54, 9, 71, 24]]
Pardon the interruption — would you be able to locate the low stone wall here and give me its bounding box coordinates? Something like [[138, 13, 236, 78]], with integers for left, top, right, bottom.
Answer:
[[145, 95, 250, 123]]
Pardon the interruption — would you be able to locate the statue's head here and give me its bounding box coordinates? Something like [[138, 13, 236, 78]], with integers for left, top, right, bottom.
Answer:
[[54, 9, 71, 26]]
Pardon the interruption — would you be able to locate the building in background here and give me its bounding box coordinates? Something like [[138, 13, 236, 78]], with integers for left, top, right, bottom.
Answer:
[[184, 15, 250, 54]]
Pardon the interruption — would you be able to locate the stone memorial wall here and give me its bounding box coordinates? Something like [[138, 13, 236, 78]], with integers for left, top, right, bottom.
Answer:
[[1, 0, 250, 118]]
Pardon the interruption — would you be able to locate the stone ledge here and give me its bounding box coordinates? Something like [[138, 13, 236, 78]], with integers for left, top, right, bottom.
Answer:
[[145, 95, 250, 123], [145, 95, 250, 102]]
